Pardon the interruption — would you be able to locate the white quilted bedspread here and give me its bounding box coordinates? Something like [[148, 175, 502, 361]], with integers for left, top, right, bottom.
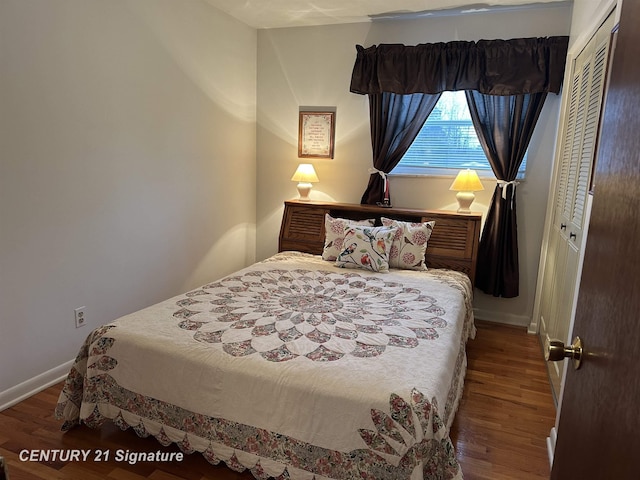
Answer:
[[56, 252, 475, 480]]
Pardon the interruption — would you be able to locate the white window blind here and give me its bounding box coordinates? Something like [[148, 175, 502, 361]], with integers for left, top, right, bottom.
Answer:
[[392, 91, 527, 177]]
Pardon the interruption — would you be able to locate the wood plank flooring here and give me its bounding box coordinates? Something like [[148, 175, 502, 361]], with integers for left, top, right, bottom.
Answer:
[[450, 322, 556, 480], [0, 321, 556, 479]]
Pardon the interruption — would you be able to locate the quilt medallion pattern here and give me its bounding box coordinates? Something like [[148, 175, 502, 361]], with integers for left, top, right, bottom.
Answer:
[[175, 268, 449, 362]]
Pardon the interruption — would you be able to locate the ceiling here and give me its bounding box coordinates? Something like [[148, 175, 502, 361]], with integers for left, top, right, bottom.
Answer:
[[204, 0, 570, 29]]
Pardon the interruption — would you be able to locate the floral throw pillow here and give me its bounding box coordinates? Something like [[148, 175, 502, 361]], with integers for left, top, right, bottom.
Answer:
[[322, 214, 375, 261], [381, 218, 435, 271], [334, 225, 398, 273]]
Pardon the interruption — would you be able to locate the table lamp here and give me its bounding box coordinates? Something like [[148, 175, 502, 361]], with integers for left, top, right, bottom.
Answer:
[[450, 169, 484, 213], [291, 163, 319, 201]]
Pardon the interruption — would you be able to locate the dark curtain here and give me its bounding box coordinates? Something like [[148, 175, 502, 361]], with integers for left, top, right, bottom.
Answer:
[[350, 37, 569, 96], [466, 90, 548, 297], [350, 36, 569, 296], [361, 92, 440, 205]]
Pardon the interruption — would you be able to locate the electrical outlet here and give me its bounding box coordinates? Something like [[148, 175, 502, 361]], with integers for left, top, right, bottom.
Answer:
[[74, 306, 86, 328]]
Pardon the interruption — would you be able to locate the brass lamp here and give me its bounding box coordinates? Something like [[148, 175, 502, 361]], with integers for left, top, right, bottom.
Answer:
[[449, 169, 484, 213], [291, 163, 319, 201]]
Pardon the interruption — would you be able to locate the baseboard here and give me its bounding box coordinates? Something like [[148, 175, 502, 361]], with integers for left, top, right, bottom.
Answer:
[[473, 308, 531, 329], [0, 359, 73, 412], [547, 426, 557, 467]]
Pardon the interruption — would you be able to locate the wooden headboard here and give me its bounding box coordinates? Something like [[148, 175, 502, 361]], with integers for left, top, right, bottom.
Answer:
[[279, 200, 481, 285]]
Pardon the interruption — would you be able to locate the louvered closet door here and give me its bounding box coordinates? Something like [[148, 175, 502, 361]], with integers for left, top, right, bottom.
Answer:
[[539, 12, 615, 404], [556, 16, 613, 243]]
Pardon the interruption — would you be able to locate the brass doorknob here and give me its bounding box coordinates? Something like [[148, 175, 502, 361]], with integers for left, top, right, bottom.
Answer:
[[545, 336, 583, 370]]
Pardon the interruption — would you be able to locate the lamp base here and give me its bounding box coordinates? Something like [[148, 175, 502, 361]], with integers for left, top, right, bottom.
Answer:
[[456, 191, 475, 214], [297, 182, 312, 201]]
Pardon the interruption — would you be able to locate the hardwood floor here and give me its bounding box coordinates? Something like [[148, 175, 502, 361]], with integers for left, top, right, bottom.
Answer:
[[450, 322, 556, 480], [0, 321, 556, 479]]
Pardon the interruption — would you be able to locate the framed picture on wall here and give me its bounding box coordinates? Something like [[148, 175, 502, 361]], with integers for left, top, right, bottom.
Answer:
[[298, 111, 335, 158]]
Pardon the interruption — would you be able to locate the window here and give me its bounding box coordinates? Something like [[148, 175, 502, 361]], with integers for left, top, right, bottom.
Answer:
[[392, 91, 527, 178]]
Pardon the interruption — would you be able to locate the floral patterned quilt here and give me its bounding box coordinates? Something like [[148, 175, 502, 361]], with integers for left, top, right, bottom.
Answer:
[[56, 252, 475, 479]]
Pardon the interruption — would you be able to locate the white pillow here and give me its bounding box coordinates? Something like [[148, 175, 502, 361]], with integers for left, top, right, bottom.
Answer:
[[381, 218, 435, 270], [334, 225, 398, 273], [322, 214, 375, 261]]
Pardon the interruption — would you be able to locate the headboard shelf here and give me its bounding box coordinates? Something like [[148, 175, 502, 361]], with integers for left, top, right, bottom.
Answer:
[[279, 200, 481, 284]]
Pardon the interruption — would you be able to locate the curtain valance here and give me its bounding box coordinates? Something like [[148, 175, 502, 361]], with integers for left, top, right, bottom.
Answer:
[[350, 36, 569, 96]]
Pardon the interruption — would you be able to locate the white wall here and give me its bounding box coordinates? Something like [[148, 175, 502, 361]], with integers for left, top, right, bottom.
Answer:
[[256, 4, 573, 327], [569, 0, 618, 49], [0, 0, 257, 403]]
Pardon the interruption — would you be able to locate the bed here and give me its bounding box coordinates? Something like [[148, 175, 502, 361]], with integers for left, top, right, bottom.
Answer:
[[56, 200, 481, 480]]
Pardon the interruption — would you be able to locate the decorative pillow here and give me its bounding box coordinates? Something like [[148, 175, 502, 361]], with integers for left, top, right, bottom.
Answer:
[[334, 225, 398, 273], [322, 214, 375, 261], [381, 218, 435, 271]]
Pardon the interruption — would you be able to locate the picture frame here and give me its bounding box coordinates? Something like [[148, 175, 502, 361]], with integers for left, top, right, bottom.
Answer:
[[298, 111, 335, 159]]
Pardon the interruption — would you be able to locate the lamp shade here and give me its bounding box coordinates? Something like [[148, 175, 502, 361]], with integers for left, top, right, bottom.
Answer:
[[449, 169, 484, 192], [291, 163, 319, 183]]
